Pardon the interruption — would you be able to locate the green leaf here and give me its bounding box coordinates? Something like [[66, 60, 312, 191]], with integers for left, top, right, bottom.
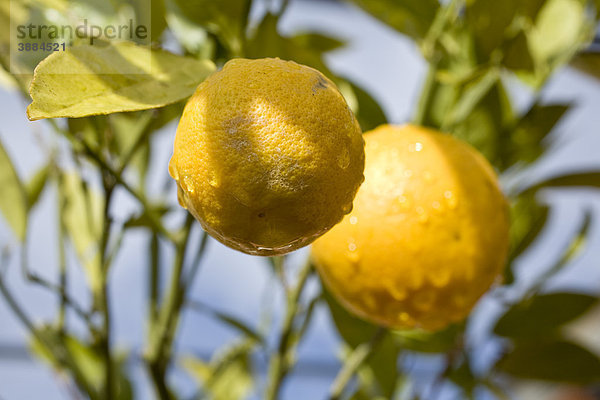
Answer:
[[451, 81, 513, 166], [26, 164, 51, 211], [494, 293, 598, 338], [508, 194, 549, 264], [572, 51, 600, 81], [526, 172, 600, 193], [323, 289, 400, 398], [30, 327, 133, 400], [0, 139, 27, 241], [171, 0, 251, 55], [445, 68, 500, 127], [183, 340, 254, 400], [188, 301, 264, 344], [496, 340, 600, 384], [27, 41, 216, 120], [448, 357, 477, 398], [501, 103, 570, 167], [290, 33, 345, 53], [503, 30, 536, 73], [528, 0, 587, 65], [124, 203, 170, 229], [346, 81, 388, 132], [349, 0, 439, 41], [60, 173, 104, 293], [393, 323, 463, 353], [165, 0, 214, 56], [465, 0, 521, 58]]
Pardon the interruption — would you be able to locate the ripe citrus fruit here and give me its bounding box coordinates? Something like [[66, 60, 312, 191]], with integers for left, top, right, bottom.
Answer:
[[169, 58, 365, 256], [311, 124, 509, 331]]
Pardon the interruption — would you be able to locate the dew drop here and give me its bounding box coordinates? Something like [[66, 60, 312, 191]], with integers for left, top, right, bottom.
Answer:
[[423, 171, 433, 182], [208, 172, 220, 188], [337, 149, 351, 169], [444, 190, 458, 209], [432, 201, 441, 210], [399, 312, 412, 324], [176, 186, 188, 209], [429, 268, 451, 288], [398, 196, 410, 208], [348, 242, 357, 252], [415, 142, 423, 151], [349, 216, 358, 225], [403, 169, 413, 178], [183, 176, 195, 194], [342, 203, 353, 214], [413, 290, 435, 311], [389, 284, 408, 301]]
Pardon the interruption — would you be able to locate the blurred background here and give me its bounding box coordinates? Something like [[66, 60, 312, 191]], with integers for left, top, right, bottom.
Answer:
[[1, 0, 600, 399]]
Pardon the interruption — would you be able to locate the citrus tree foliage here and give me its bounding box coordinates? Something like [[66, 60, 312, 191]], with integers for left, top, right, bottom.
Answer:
[[0, 0, 600, 399]]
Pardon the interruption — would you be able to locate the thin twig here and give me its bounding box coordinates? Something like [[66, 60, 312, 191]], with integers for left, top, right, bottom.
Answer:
[[328, 327, 387, 400], [264, 260, 313, 400]]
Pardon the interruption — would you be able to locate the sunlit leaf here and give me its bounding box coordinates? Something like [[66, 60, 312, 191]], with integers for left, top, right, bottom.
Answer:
[[494, 292, 598, 338], [171, 0, 251, 55], [25, 164, 51, 211], [27, 41, 216, 120], [446, 68, 499, 127], [528, 0, 587, 65], [452, 81, 513, 166], [497, 340, 600, 383], [60, 173, 104, 291], [349, 0, 439, 41], [30, 327, 133, 400], [0, 139, 27, 241]]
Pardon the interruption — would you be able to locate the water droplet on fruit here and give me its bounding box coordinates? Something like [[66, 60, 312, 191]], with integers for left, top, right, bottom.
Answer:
[[429, 268, 451, 287], [403, 169, 413, 178], [444, 190, 458, 209], [408, 142, 423, 152], [208, 172, 219, 188], [398, 196, 410, 208], [389, 285, 408, 301], [399, 312, 412, 324], [413, 290, 435, 311], [183, 176, 195, 194], [349, 216, 358, 225], [337, 149, 350, 169], [176, 185, 188, 209], [342, 203, 353, 214]]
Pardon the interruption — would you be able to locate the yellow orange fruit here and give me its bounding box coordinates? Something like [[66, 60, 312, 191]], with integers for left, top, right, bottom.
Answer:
[[311, 124, 509, 331], [169, 58, 365, 255]]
